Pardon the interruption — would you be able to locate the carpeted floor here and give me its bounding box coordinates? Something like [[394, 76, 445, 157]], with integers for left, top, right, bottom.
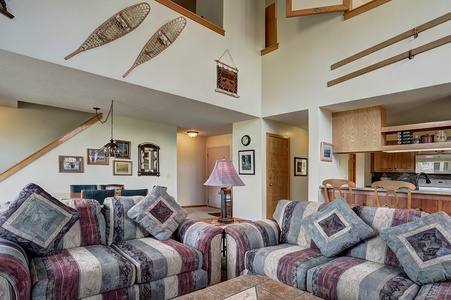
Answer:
[[184, 206, 221, 219]]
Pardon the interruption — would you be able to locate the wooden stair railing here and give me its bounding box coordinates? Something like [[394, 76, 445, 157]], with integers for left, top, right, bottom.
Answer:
[[0, 114, 101, 183]]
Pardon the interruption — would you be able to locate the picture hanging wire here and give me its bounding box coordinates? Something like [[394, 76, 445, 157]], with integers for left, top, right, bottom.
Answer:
[[215, 49, 239, 72]]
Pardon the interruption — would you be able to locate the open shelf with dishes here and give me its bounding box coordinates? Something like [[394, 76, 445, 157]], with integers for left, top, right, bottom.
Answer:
[[381, 120, 451, 152]]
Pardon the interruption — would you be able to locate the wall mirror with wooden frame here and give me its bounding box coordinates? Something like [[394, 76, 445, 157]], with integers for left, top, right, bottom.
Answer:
[[138, 143, 160, 176], [156, 0, 224, 35]]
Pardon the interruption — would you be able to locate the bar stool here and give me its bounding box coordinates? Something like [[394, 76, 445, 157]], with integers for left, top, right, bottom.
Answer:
[[371, 180, 416, 209], [322, 179, 357, 206]]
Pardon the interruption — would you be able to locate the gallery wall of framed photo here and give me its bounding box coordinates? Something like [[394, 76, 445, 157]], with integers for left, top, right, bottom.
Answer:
[[60, 140, 133, 176]]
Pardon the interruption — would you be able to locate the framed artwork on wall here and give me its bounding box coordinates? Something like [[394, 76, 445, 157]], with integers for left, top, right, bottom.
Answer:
[[320, 142, 333, 162], [116, 140, 131, 159], [59, 156, 84, 173], [238, 150, 255, 175], [113, 160, 132, 176], [87, 148, 109, 165], [294, 157, 308, 176]]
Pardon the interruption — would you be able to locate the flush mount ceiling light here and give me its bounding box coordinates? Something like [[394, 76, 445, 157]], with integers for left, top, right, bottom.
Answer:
[[94, 100, 122, 157], [187, 131, 199, 138]]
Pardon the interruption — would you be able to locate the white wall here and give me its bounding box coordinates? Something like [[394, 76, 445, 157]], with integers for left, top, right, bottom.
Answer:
[[0, 0, 263, 118], [263, 0, 451, 202], [176, 133, 206, 206], [233, 119, 263, 220], [0, 116, 177, 203], [0, 103, 92, 173]]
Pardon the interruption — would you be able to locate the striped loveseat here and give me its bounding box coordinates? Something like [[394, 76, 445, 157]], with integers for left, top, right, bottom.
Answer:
[[225, 199, 451, 300], [0, 185, 223, 299]]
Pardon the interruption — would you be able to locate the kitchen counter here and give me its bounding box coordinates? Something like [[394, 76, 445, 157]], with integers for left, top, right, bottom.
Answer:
[[322, 186, 451, 214]]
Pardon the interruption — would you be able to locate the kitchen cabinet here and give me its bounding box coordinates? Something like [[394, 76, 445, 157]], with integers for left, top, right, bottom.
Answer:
[[381, 120, 451, 152], [332, 106, 386, 153], [371, 152, 416, 172]]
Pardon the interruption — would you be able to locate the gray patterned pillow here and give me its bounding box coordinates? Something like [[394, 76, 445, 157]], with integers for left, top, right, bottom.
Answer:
[[381, 212, 451, 285], [0, 183, 80, 256], [127, 186, 188, 240], [300, 197, 374, 257]]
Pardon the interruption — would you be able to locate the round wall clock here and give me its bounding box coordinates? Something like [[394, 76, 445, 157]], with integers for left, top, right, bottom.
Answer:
[[241, 135, 251, 146]]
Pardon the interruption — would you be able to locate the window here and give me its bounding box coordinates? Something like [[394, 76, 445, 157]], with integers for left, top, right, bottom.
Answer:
[[155, 0, 224, 35]]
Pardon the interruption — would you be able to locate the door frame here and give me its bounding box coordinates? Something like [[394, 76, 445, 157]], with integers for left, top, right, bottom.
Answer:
[[266, 133, 290, 218]]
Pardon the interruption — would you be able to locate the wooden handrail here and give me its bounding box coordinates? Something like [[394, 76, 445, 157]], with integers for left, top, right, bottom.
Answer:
[[0, 114, 101, 183]]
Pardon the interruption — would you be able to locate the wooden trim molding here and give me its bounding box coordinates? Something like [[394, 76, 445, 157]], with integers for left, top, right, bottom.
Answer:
[[286, 0, 350, 17], [155, 0, 225, 36], [261, 43, 279, 56], [344, 0, 390, 20], [0, 114, 101, 183]]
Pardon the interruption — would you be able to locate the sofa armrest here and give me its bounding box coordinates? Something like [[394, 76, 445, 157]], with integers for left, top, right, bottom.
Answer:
[[225, 219, 280, 279], [175, 219, 224, 285], [0, 238, 31, 300]]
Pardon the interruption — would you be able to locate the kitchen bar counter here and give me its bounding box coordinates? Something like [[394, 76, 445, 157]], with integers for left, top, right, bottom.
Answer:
[[323, 186, 451, 214]]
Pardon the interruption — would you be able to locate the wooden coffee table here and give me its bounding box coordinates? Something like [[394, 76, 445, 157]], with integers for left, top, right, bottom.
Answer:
[[175, 275, 322, 299]]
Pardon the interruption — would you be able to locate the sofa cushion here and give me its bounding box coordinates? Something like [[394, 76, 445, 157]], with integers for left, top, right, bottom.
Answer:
[[0, 183, 80, 256], [347, 206, 427, 269], [102, 196, 150, 245], [127, 186, 188, 240], [415, 281, 451, 300], [112, 237, 203, 283], [30, 244, 135, 299], [100, 269, 208, 299], [58, 199, 106, 249], [381, 212, 451, 285], [273, 200, 328, 247], [300, 197, 374, 257], [243, 243, 335, 291], [0, 237, 31, 300], [306, 256, 420, 300]]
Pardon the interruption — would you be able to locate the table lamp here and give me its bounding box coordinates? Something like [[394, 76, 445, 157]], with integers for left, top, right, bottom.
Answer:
[[204, 159, 245, 223]]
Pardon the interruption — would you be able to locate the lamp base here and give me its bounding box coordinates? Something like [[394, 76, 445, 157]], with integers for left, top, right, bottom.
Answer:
[[218, 217, 234, 224]]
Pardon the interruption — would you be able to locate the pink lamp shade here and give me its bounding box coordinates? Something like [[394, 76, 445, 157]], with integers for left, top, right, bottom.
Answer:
[[204, 160, 245, 187]]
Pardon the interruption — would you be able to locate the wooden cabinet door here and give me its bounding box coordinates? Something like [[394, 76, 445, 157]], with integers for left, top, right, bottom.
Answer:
[[394, 152, 416, 172], [372, 152, 416, 172]]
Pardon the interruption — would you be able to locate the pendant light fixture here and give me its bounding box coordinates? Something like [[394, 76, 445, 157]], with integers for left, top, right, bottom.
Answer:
[[94, 100, 122, 157]]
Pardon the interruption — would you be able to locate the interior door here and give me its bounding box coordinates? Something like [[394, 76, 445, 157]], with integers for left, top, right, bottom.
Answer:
[[206, 146, 230, 208], [266, 133, 290, 218]]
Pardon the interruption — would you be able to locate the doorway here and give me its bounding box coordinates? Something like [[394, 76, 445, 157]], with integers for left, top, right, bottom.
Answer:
[[206, 146, 230, 208], [266, 133, 290, 218]]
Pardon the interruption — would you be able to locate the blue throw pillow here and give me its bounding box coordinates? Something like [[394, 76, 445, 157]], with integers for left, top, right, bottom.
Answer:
[[300, 197, 374, 257], [0, 183, 80, 256], [381, 212, 451, 285]]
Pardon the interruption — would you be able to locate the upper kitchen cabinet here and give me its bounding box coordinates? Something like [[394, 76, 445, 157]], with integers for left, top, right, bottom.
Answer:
[[332, 106, 386, 153], [371, 152, 416, 173]]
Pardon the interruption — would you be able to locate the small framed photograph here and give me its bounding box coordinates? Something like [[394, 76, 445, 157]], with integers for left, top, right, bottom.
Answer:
[[116, 140, 131, 159], [238, 150, 255, 175], [294, 157, 308, 176], [59, 156, 84, 173], [320, 142, 333, 162], [113, 160, 132, 176], [87, 148, 109, 165]]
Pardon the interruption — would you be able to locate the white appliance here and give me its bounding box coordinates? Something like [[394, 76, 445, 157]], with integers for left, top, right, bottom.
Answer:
[[415, 154, 451, 174]]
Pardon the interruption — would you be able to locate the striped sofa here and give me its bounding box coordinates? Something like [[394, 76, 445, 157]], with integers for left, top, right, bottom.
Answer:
[[0, 196, 223, 299], [225, 199, 451, 300]]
